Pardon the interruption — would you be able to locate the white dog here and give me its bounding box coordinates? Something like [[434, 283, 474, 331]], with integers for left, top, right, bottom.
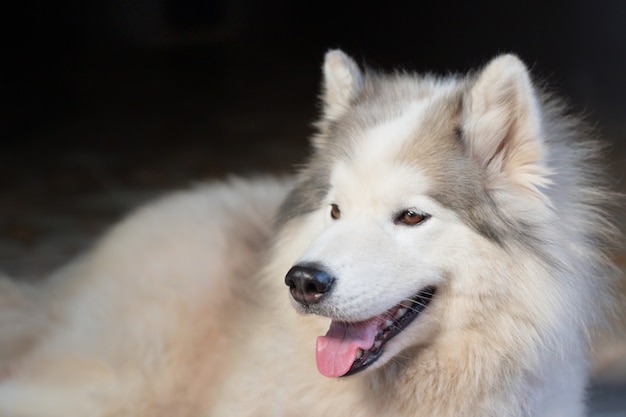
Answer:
[[0, 50, 620, 417]]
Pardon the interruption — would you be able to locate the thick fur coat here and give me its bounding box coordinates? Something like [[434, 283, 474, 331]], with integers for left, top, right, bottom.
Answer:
[[0, 51, 620, 417]]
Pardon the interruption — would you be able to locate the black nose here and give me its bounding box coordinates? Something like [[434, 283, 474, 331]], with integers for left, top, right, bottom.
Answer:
[[284, 264, 335, 305]]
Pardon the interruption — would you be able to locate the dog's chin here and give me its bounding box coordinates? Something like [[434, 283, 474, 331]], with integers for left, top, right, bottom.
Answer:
[[314, 286, 437, 378]]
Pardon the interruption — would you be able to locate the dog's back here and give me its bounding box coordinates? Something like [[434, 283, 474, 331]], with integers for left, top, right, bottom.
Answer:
[[0, 177, 290, 416]]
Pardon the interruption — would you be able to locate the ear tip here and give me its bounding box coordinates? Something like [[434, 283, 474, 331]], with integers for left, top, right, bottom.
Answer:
[[325, 49, 346, 60], [487, 53, 529, 75], [323, 49, 352, 70], [322, 48, 362, 86]]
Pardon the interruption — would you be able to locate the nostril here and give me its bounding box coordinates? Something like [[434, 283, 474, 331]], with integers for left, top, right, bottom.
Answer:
[[307, 282, 320, 293], [285, 276, 296, 289], [284, 264, 335, 305]]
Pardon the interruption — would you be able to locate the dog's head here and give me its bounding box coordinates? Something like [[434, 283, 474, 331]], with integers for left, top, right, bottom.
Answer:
[[279, 50, 556, 378]]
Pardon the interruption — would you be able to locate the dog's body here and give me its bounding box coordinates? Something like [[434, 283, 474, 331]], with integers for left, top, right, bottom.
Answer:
[[0, 51, 620, 416]]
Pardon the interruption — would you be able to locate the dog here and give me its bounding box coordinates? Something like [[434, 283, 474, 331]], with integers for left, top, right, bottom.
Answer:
[[0, 50, 621, 416]]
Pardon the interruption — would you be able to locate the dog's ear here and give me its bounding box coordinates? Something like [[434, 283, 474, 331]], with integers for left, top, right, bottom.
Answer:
[[321, 49, 363, 120], [462, 54, 551, 195]]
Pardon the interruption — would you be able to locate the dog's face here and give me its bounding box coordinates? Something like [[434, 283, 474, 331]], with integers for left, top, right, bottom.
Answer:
[[281, 50, 551, 378]]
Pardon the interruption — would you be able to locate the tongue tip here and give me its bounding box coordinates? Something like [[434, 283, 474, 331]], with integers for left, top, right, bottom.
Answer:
[[315, 319, 381, 378], [315, 335, 355, 378]]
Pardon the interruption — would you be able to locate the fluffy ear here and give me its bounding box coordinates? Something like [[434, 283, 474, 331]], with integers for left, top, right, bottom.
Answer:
[[462, 54, 550, 194], [321, 49, 363, 120]]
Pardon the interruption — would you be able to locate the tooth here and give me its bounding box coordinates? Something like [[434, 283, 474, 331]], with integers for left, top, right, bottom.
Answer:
[[355, 349, 364, 360], [374, 340, 382, 349], [395, 307, 407, 320], [384, 319, 394, 329]]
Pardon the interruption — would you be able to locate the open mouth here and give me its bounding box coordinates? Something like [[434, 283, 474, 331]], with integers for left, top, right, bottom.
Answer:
[[315, 286, 436, 378]]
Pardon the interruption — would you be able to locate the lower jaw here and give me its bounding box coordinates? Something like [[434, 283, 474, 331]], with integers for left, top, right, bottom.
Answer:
[[341, 286, 436, 377], [343, 349, 383, 377]]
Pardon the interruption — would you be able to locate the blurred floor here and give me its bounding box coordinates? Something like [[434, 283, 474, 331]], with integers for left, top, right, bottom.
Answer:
[[1, 43, 625, 415]]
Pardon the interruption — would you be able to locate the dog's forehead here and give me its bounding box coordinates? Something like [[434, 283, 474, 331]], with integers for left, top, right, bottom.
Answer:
[[354, 100, 431, 167], [324, 75, 499, 240], [277, 73, 484, 226], [331, 79, 468, 192]]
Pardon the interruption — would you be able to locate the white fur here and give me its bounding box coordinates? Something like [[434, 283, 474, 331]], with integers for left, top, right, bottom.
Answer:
[[322, 50, 363, 120], [463, 54, 552, 195], [0, 52, 619, 417]]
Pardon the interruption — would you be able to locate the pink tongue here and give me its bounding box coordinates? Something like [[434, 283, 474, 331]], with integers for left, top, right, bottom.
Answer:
[[315, 318, 380, 377]]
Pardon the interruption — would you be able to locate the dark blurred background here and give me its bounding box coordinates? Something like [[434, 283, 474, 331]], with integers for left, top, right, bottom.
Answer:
[[2, 0, 626, 278]]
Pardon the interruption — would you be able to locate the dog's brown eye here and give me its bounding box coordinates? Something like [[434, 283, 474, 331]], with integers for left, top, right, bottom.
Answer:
[[330, 204, 341, 219], [397, 210, 428, 226]]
